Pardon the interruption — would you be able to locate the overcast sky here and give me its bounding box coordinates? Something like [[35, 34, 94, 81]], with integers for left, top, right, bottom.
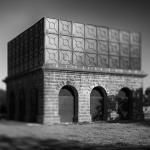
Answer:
[[0, 0, 150, 90]]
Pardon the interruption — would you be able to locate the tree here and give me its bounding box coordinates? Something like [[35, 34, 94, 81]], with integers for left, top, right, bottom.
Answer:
[[144, 87, 150, 106], [0, 89, 7, 118]]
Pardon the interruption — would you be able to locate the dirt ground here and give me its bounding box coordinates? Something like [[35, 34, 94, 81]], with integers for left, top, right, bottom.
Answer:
[[0, 120, 150, 150]]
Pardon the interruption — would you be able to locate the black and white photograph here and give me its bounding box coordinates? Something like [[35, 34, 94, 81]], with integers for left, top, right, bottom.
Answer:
[[0, 0, 150, 149]]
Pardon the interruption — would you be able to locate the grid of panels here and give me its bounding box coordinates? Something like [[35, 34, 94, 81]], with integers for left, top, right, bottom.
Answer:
[[45, 18, 141, 70], [8, 19, 44, 76], [8, 17, 142, 77]]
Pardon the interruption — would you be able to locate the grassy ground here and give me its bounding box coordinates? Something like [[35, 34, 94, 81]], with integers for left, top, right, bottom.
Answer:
[[0, 120, 150, 149]]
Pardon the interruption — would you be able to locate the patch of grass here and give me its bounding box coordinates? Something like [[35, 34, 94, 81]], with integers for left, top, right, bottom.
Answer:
[[0, 120, 150, 149], [0, 135, 150, 150]]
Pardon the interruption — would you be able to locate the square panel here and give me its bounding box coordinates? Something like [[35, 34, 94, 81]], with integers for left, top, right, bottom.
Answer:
[[45, 34, 58, 49], [34, 22, 39, 37], [59, 50, 72, 64], [34, 55, 39, 67], [24, 30, 28, 41], [34, 38, 39, 49], [120, 31, 130, 44], [59, 20, 72, 35], [98, 55, 109, 68], [120, 44, 129, 57], [45, 18, 58, 34], [85, 25, 96, 39], [38, 19, 45, 36], [97, 27, 108, 41], [98, 40, 108, 54], [29, 38, 34, 50], [45, 49, 58, 64], [72, 23, 84, 37], [109, 29, 119, 42], [73, 37, 84, 52], [29, 28, 34, 40], [120, 57, 129, 69], [39, 36, 44, 49], [130, 45, 140, 57], [24, 54, 28, 70], [130, 32, 141, 45], [16, 37, 20, 50], [85, 39, 97, 53], [130, 57, 140, 70], [85, 53, 97, 66], [38, 51, 44, 65], [59, 35, 72, 50], [109, 42, 119, 56], [73, 52, 84, 66], [109, 56, 119, 68]]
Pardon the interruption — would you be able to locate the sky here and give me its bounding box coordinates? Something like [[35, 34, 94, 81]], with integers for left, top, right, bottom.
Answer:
[[0, 0, 150, 91]]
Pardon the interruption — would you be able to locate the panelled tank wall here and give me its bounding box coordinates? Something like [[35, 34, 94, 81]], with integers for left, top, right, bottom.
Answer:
[[7, 18, 44, 76], [45, 18, 141, 71], [7, 17, 142, 77]]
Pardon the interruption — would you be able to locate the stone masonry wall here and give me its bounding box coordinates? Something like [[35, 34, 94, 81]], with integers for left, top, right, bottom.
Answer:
[[43, 70, 143, 124]]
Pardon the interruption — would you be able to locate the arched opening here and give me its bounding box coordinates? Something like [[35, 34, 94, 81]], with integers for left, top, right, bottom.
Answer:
[[29, 89, 39, 123], [18, 89, 26, 121], [59, 85, 78, 123], [117, 87, 132, 120], [9, 92, 16, 120], [90, 86, 108, 121]]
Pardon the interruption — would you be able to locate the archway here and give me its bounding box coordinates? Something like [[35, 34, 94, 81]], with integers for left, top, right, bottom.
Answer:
[[18, 89, 26, 121], [59, 85, 78, 123], [9, 92, 16, 120], [117, 87, 132, 120], [90, 86, 107, 121]]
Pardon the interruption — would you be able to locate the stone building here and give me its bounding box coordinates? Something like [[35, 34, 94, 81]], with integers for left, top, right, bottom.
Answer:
[[4, 17, 147, 124]]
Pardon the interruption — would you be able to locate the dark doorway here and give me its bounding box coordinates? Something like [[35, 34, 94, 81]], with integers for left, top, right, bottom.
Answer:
[[29, 89, 39, 123], [18, 89, 26, 121], [117, 88, 132, 120], [59, 85, 78, 123], [9, 92, 16, 120], [90, 87, 107, 121]]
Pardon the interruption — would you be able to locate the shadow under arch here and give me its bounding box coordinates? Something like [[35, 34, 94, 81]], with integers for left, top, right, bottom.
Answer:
[[117, 87, 132, 120], [59, 85, 78, 123], [90, 86, 108, 121]]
